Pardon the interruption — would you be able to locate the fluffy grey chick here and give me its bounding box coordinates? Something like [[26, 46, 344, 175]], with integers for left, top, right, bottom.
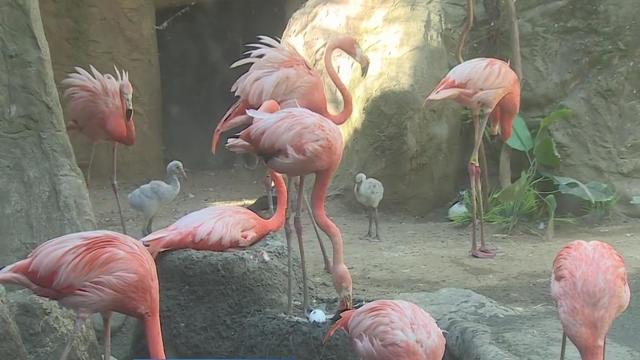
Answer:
[[354, 173, 384, 240], [128, 160, 186, 236]]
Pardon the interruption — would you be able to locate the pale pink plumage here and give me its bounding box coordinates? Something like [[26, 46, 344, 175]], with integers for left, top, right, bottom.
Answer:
[[62, 65, 135, 145], [211, 35, 369, 153], [325, 300, 446, 360], [0, 230, 165, 360], [550, 240, 630, 360], [226, 107, 353, 311], [141, 170, 287, 258]]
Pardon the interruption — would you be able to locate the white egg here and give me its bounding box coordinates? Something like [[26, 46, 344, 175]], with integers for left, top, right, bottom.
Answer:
[[307, 309, 327, 325]]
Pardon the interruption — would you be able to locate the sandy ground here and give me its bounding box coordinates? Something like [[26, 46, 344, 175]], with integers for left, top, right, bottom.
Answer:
[[90, 166, 640, 351]]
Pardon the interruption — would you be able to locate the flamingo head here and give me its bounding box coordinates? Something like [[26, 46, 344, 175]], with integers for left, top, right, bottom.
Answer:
[[354, 173, 366, 184], [115, 66, 134, 122], [336, 36, 369, 77], [167, 160, 187, 179], [333, 263, 353, 312]]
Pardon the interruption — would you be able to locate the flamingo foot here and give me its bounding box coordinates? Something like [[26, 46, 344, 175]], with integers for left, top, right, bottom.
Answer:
[[471, 247, 496, 259]]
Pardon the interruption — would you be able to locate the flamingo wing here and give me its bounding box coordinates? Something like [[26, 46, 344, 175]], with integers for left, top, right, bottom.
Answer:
[[0, 231, 155, 314], [326, 300, 445, 360], [226, 108, 343, 176], [141, 206, 264, 256], [61, 66, 129, 142]]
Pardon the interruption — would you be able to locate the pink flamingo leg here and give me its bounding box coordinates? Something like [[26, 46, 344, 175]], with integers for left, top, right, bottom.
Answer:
[[469, 112, 495, 258], [111, 143, 127, 234], [102, 311, 112, 360], [294, 175, 309, 311], [284, 177, 294, 314], [59, 313, 87, 360]]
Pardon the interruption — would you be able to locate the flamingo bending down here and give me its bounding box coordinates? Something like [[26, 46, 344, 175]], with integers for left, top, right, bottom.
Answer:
[[62, 65, 136, 234], [226, 107, 352, 313], [141, 169, 287, 258], [425, 57, 520, 258], [211, 35, 369, 276], [0, 231, 165, 360], [324, 300, 446, 360], [551, 240, 630, 360]]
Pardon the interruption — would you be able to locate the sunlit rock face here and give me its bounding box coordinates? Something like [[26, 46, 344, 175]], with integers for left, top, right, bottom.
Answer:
[[283, 0, 467, 214]]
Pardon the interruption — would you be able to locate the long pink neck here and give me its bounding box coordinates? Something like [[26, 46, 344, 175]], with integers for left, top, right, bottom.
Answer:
[[144, 313, 166, 359], [265, 172, 287, 231], [322, 41, 353, 125], [578, 343, 604, 360], [310, 170, 344, 266]]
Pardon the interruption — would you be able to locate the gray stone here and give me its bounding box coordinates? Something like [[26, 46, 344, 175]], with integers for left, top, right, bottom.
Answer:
[[0, 0, 95, 265], [7, 290, 100, 360], [0, 289, 28, 360], [398, 288, 639, 359]]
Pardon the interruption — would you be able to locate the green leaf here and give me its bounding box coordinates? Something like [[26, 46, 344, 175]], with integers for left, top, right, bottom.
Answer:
[[631, 196, 640, 205], [497, 171, 530, 203], [540, 108, 572, 130], [506, 114, 534, 152], [543, 173, 615, 203], [534, 134, 560, 168]]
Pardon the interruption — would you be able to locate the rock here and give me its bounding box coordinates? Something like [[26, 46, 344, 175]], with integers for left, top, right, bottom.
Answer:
[[0, 0, 95, 265], [39, 0, 164, 180], [91, 312, 138, 360], [397, 288, 640, 359], [0, 290, 27, 360], [6, 290, 100, 360], [282, 0, 467, 214]]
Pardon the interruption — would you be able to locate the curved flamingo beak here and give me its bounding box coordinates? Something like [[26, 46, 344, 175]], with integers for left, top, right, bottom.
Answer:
[[180, 168, 187, 179], [211, 130, 221, 155], [124, 95, 133, 121]]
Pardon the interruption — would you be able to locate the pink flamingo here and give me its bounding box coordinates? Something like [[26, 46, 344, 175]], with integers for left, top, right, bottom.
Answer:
[[141, 169, 287, 258], [425, 57, 520, 258], [0, 230, 165, 360], [551, 240, 630, 360], [62, 65, 136, 234], [226, 106, 352, 313], [324, 300, 446, 360]]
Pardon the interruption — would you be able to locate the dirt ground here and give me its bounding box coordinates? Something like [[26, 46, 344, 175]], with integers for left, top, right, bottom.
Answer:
[[90, 166, 640, 350]]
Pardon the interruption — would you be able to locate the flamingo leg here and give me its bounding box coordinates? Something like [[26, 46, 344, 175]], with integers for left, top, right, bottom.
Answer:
[[366, 208, 373, 238], [284, 177, 294, 314], [304, 194, 332, 273], [142, 215, 154, 237], [469, 112, 495, 258], [560, 332, 566, 360], [86, 143, 96, 188], [111, 143, 127, 234], [374, 207, 381, 240], [102, 311, 112, 360], [59, 314, 86, 360], [603, 335, 606, 360], [294, 175, 309, 311]]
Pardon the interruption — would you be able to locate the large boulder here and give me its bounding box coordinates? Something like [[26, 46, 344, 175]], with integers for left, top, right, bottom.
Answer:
[[4, 289, 100, 360], [0, 288, 27, 360], [0, 0, 95, 265], [39, 0, 165, 181], [282, 0, 467, 214], [130, 235, 354, 359]]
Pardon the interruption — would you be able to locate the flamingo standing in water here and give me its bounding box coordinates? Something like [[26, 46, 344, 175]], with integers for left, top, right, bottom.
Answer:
[[62, 65, 136, 234], [0, 231, 165, 360], [425, 58, 520, 258], [324, 300, 446, 360], [141, 169, 287, 258], [551, 240, 630, 360], [226, 106, 352, 314], [212, 35, 369, 273]]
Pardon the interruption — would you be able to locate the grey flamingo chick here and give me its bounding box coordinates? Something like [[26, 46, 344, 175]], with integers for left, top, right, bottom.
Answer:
[[354, 173, 384, 240], [128, 160, 186, 236]]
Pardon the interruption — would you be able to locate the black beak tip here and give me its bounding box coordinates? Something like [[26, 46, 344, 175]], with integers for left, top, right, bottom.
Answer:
[[126, 109, 133, 121]]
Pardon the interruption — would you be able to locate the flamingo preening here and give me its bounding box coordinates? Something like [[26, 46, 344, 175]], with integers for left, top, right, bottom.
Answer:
[[226, 106, 352, 314], [551, 240, 630, 360], [0, 231, 166, 360], [62, 65, 136, 234], [212, 35, 369, 279], [324, 300, 446, 360], [141, 169, 287, 258], [425, 57, 520, 258]]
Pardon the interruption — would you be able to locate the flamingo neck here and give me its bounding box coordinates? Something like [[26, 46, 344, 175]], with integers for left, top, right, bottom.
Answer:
[[323, 41, 353, 125], [143, 313, 166, 359], [310, 170, 344, 266], [265, 172, 287, 231], [578, 343, 604, 360]]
